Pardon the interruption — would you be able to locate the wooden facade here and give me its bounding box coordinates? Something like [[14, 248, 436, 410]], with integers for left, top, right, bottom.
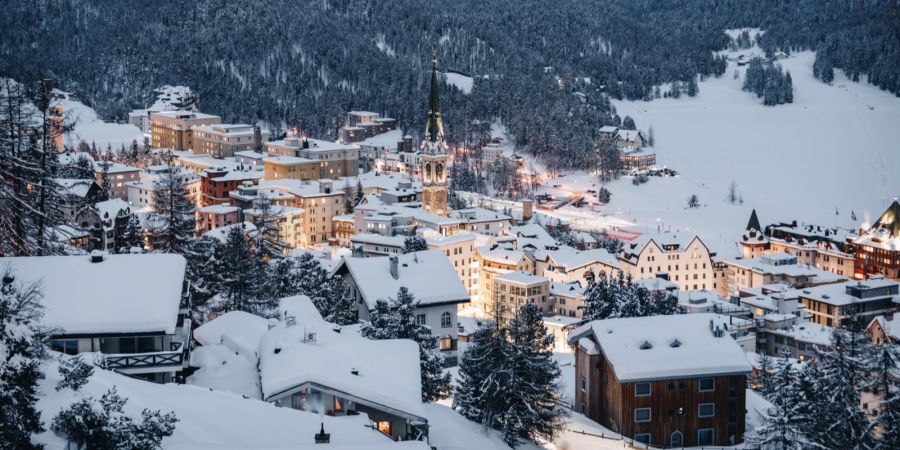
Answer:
[[575, 345, 746, 447]]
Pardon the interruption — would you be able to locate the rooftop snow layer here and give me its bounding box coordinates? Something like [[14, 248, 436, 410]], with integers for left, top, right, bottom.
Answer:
[[344, 250, 469, 308], [0, 254, 185, 335]]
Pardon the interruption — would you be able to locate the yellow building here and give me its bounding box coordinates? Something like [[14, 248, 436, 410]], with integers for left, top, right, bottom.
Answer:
[[263, 156, 320, 180], [150, 111, 221, 150]]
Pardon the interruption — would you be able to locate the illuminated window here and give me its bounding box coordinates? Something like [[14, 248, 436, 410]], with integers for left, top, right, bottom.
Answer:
[[374, 420, 392, 436]]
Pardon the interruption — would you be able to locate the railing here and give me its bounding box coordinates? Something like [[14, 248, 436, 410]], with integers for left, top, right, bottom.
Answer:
[[102, 341, 185, 370]]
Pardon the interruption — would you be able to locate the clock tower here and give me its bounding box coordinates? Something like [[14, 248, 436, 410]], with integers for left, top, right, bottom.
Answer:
[[421, 52, 449, 216]]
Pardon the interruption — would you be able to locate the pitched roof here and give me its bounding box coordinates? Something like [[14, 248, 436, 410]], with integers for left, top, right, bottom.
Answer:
[[747, 208, 762, 231], [343, 250, 469, 308], [871, 200, 900, 239], [0, 254, 185, 335], [567, 314, 752, 382]]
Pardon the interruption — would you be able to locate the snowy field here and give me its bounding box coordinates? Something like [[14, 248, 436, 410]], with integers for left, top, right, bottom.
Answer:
[[60, 98, 144, 151], [541, 46, 900, 258]]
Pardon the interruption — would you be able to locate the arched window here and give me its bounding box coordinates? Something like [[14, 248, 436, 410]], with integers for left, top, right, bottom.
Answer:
[[435, 162, 444, 181], [671, 430, 683, 447], [441, 312, 451, 328], [424, 163, 432, 183]]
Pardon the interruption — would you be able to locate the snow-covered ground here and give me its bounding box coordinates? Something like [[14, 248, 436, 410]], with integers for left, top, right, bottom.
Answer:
[[541, 46, 900, 258], [443, 71, 474, 95], [59, 98, 144, 151]]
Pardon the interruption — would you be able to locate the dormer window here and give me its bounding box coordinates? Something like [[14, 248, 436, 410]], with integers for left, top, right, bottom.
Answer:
[[670, 339, 682, 348], [639, 341, 653, 350]]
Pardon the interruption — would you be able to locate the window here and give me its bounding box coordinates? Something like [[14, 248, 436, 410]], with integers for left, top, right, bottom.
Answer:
[[670, 431, 683, 447], [697, 428, 715, 446], [634, 407, 651, 422], [416, 314, 426, 325], [634, 434, 651, 445], [374, 420, 392, 436], [440, 312, 451, 328], [51, 339, 78, 355], [635, 382, 651, 397], [699, 377, 715, 392], [698, 403, 715, 418]]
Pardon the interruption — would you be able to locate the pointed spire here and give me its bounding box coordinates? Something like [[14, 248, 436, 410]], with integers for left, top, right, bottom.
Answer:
[[424, 48, 444, 149], [871, 200, 900, 238], [746, 208, 761, 231]]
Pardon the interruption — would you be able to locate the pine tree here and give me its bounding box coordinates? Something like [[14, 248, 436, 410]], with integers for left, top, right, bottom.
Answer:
[[354, 180, 365, 205], [869, 344, 900, 449], [454, 321, 510, 430], [52, 387, 178, 450], [501, 303, 568, 447], [321, 277, 357, 325], [752, 351, 775, 397], [121, 213, 144, 252], [343, 179, 355, 214], [402, 236, 428, 253], [248, 198, 288, 260], [812, 328, 874, 449], [784, 71, 794, 103], [149, 156, 195, 254], [56, 355, 94, 392], [359, 299, 398, 340], [0, 269, 46, 450], [213, 226, 261, 314]]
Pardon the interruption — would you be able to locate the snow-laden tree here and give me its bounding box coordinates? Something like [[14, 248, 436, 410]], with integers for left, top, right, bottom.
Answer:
[[501, 303, 568, 447], [268, 253, 357, 324], [402, 236, 428, 254], [149, 157, 195, 254], [0, 269, 46, 449], [870, 344, 900, 449], [579, 271, 680, 324], [55, 355, 94, 392], [52, 387, 178, 450], [248, 198, 288, 260], [361, 287, 451, 402], [213, 226, 262, 315], [454, 321, 510, 429], [811, 328, 874, 449], [120, 213, 145, 252], [0, 78, 71, 256]]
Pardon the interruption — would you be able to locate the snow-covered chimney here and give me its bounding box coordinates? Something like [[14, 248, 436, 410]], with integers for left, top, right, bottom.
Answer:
[[90, 250, 104, 263], [389, 255, 399, 279]]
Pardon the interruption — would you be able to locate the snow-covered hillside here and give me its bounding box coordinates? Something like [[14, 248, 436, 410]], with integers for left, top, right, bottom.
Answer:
[[552, 46, 900, 258], [58, 98, 144, 151]]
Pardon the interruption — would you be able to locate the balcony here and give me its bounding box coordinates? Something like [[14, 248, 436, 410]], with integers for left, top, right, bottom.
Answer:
[[101, 340, 186, 374]]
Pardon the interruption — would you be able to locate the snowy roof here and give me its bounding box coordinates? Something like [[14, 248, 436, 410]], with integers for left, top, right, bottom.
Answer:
[[264, 155, 315, 165], [35, 359, 404, 449], [199, 204, 240, 214], [616, 129, 642, 142], [233, 150, 267, 159], [542, 315, 580, 327], [798, 278, 899, 306], [453, 207, 511, 223], [151, 110, 219, 120], [769, 321, 833, 346], [259, 179, 345, 198], [343, 250, 469, 308], [477, 246, 525, 266], [546, 246, 619, 271], [599, 126, 619, 133], [495, 270, 547, 285], [93, 160, 139, 174], [549, 281, 585, 297], [193, 311, 270, 355], [632, 277, 679, 292], [0, 254, 185, 335], [868, 316, 900, 341], [258, 297, 426, 420], [203, 222, 257, 242], [568, 313, 752, 382], [54, 178, 97, 198], [349, 233, 406, 247]]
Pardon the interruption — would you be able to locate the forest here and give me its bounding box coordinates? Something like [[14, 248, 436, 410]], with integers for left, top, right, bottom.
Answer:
[[1, 0, 897, 169]]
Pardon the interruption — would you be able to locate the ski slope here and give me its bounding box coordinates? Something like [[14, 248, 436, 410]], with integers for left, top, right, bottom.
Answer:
[[560, 47, 900, 258]]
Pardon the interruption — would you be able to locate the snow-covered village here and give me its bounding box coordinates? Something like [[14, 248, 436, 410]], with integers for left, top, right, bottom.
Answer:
[[1, 2, 900, 450]]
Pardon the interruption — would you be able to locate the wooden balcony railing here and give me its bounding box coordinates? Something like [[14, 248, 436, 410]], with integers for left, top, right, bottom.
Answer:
[[102, 341, 185, 370]]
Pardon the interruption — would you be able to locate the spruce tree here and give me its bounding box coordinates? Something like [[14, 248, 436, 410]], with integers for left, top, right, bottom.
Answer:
[[454, 321, 510, 429], [402, 236, 428, 254], [0, 269, 46, 450], [248, 198, 288, 260], [502, 303, 568, 447], [869, 344, 900, 450], [121, 213, 144, 252], [213, 226, 261, 314], [149, 157, 196, 254], [354, 180, 365, 205]]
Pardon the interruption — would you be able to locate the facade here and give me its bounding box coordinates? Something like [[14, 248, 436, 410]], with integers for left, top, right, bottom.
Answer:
[[721, 253, 847, 296], [569, 314, 751, 447], [74, 199, 132, 252], [854, 200, 900, 280], [244, 205, 305, 251], [453, 208, 511, 236], [200, 168, 263, 207], [339, 111, 397, 143], [621, 149, 656, 172], [191, 124, 269, 157], [619, 234, 720, 292], [260, 179, 345, 246], [150, 111, 221, 150], [94, 160, 141, 200], [197, 203, 241, 232], [266, 137, 360, 179], [798, 277, 899, 328], [420, 56, 450, 216], [493, 271, 551, 321], [263, 156, 319, 180]]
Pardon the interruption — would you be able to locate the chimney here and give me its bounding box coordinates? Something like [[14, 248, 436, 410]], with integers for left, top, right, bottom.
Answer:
[[314, 423, 330, 444], [253, 125, 263, 153], [90, 250, 104, 263], [389, 255, 399, 279], [522, 199, 533, 221], [351, 368, 359, 376]]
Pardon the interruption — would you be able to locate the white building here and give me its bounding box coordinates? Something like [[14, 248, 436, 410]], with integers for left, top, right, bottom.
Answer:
[[619, 234, 720, 292], [339, 250, 470, 357]]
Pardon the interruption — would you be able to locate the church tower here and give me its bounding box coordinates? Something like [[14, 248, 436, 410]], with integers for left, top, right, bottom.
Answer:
[[421, 52, 449, 216]]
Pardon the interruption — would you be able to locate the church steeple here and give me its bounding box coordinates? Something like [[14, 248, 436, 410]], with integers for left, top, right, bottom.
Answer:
[[423, 50, 445, 151]]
